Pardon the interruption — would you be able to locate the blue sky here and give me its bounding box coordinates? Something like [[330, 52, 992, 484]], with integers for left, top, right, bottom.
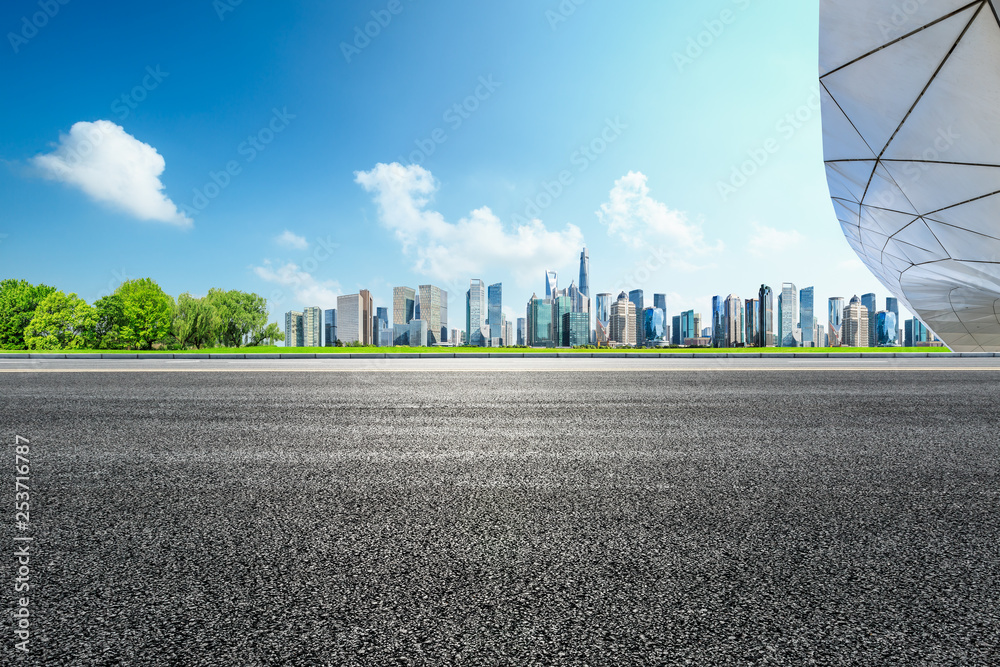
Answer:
[[0, 0, 902, 328]]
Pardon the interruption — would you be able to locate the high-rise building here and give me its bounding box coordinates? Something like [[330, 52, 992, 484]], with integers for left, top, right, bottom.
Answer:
[[654, 294, 667, 322], [843, 295, 870, 347], [324, 309, 337, 346], [393, 323, 409, 346], [644, 307, 666, 345], [393, 287, 416, 326], [712, 295, 725, 348], [905, 318, 930, 347], [527, 294, 555, 347], [418, 285, 446, 345], [562, 312, 590, 347], [779, 283, 798, 347], [336, 294, 364, 345], [875, 311, 899, 347], [758, 285, 774, 347], [302, 307, 322, 347], [693, 313, 703, 339], [545, 271, 558, 299], [488, 283, 503, 340], [595, 293, 612, 344], [828, 297, 844, 347], [466, 279, 487, 346], [682, 310, 696, 342], [744, 298, 758, 347], [504, 320, 514, 347], [517, 317, 526, 347], [408, 319, 428, 347], [628, 290, 645, 346], [861, 293, 876, 347], [886, 297, 899, 345], [800, 287, 814, 347], [284, 311, 303, 348], [553, 295, 572, 346], [578, 248, 589, 298], [610, 292, 636, 346], [671, 315, 682, 345], [724, 294, 743, 347]]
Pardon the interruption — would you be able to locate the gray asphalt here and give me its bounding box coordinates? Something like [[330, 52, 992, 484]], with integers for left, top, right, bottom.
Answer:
[[2, 364, 999, 665]]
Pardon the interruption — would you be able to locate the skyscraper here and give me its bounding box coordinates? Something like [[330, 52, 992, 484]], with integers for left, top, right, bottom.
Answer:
[[744, 298, 758, 347], [629, 290, 645, 346], [336, 292, 372, 345], [578, 248, 589, 298], [418, 285, 447, 345], [644, 307, 666, 345], [672, 315, 682, 345], [758, 285, 774, 347], [876, 311, 899, 347], [517, 317, 526, 346], [843, 296, 870, 347], [653, 294, 667, 322], [712, 295, 725, 348], [284, 311, 303, 348], [886, 297, 900, 346], [303, 307, 322, 347], [779, 283, 798, 347], [393, 287, 416, 326], [724, 294, 743, 347], [545, 271, 558, 299], [610, 292, 636, 346], [488, 283, 503, 340], [527, 294, 555, 347], [466, 279, 486, 346], [682, 310, 696, 342], [800, 287, 814, 347], [324, 308, 337, 346], [861, 293, 876, 347], [553, 295, 572, 346], [828, 297, 844, 347], [595, 293, 612, 344]]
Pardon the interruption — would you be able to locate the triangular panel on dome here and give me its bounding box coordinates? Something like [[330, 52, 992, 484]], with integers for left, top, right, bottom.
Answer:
[[883, 7, 1000, 165], [863, 164, 919, 213], [886, 239, 948, 265], [819, 0, 973, 75], [821, 88, 878, 161], [860, 226, 889, 250], [821, 4, 979, 155], [881, 161, 1000, 214], [840, 219, 862, 242], [925, 193, 1000, 239], [825, 159, 877, 202], [832, 198, 863, 226], [891, 218, 950, 254], [860, 207, 919, 237], [925, 219, 1000, 262]]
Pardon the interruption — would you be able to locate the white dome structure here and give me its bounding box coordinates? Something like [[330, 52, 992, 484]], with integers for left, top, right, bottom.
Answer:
[[821, 0, 1000, 351]]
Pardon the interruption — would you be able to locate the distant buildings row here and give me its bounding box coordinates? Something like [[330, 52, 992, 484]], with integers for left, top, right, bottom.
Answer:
[[283, 248, 942, 349]]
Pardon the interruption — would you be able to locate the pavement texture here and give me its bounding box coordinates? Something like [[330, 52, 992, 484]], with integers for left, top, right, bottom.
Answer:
[[1, 366, 999, 665]]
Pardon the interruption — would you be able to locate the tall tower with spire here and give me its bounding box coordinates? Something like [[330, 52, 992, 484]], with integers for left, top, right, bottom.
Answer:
[[578, 247, 589, 298]]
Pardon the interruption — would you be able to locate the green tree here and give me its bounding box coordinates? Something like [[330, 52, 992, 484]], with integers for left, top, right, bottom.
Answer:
[[24, 291, 97, 350], [250, 322, 285, 347], [115, 278, 173, 350], [206, 289, 268, 347], [0, 279, 57, 349], [173, 293, 219, 349], [92, 295, 126, 349]]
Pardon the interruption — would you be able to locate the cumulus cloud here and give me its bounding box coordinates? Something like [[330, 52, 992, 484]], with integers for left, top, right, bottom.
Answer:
[[253, 260, 342, 307], [747, 222, 804, 258], [354, 162, 584, 286], [275, 230, 308, 250], [32, 120, 191, 227], [598, 171, 722, 259]]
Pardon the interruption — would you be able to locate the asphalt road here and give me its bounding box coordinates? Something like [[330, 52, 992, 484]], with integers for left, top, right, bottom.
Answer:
[[2, 362, 999, 665]]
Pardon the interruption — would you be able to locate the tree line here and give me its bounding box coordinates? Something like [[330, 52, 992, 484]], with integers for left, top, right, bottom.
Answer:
[[0, 278, 284, 350]]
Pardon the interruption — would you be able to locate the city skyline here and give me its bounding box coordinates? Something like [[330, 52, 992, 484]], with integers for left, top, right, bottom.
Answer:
[[0, 3, 906, 337]]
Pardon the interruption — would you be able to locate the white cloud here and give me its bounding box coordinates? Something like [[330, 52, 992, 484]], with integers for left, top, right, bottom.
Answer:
[[354, 162, 584, 287], [597, 172, 722, 271], [253, 260, 342, 307], [747, 222, 805, 258], [32, 120, 191, 227], [275, 230, 308, 250]]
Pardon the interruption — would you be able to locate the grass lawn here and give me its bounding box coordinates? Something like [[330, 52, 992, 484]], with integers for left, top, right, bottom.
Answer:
[[4, 346, 951, 354]]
